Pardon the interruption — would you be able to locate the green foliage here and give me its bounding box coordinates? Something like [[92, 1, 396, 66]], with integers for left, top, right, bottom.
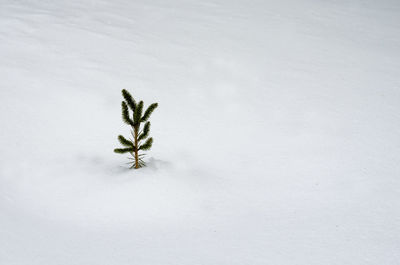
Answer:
[[121, 102, 133, 126], [133, 101, 143, 126], [141, 103, 158, 122], [114, 89, 158, 169], [139, 137, 153, 150], [122, 89, 136, 111], [114, 147, 134, 154], [138, 121, 150, 141], [118, 135, 134, 147]]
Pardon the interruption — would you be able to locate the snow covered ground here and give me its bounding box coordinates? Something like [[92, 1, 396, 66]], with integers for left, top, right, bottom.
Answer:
[[1, 0, 400, 264]]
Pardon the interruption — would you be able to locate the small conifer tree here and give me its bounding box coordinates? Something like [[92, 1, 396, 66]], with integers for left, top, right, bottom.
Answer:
[[114, 89, 158, 169]]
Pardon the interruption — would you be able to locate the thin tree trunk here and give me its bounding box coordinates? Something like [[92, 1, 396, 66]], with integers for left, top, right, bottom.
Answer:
[[134, 126, 139, 169]]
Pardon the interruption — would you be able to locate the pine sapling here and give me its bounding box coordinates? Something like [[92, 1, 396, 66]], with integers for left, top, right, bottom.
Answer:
[[114, 89, 158, 169]]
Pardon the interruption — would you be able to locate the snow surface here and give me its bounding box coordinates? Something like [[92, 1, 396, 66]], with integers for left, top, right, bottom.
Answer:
[[1, 0, 400, 264]]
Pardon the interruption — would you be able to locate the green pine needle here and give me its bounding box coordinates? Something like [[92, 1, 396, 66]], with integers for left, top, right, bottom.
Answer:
[[122, 89, 136, 111], [139, 137, 153, 151], [141, 103, 158, 122], [118, 135, 134, 147], [133, 101, 143, 126], [121, 101, 133, 126], [138, 121, 151, 141], [114, 147, 134, 154]]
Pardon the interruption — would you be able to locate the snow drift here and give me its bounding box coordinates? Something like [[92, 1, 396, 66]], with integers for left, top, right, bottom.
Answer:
[[1, 0, 399, 264]]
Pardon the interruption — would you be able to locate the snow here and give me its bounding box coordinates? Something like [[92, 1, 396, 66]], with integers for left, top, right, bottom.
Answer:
[[1, 0, 400, 264]]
